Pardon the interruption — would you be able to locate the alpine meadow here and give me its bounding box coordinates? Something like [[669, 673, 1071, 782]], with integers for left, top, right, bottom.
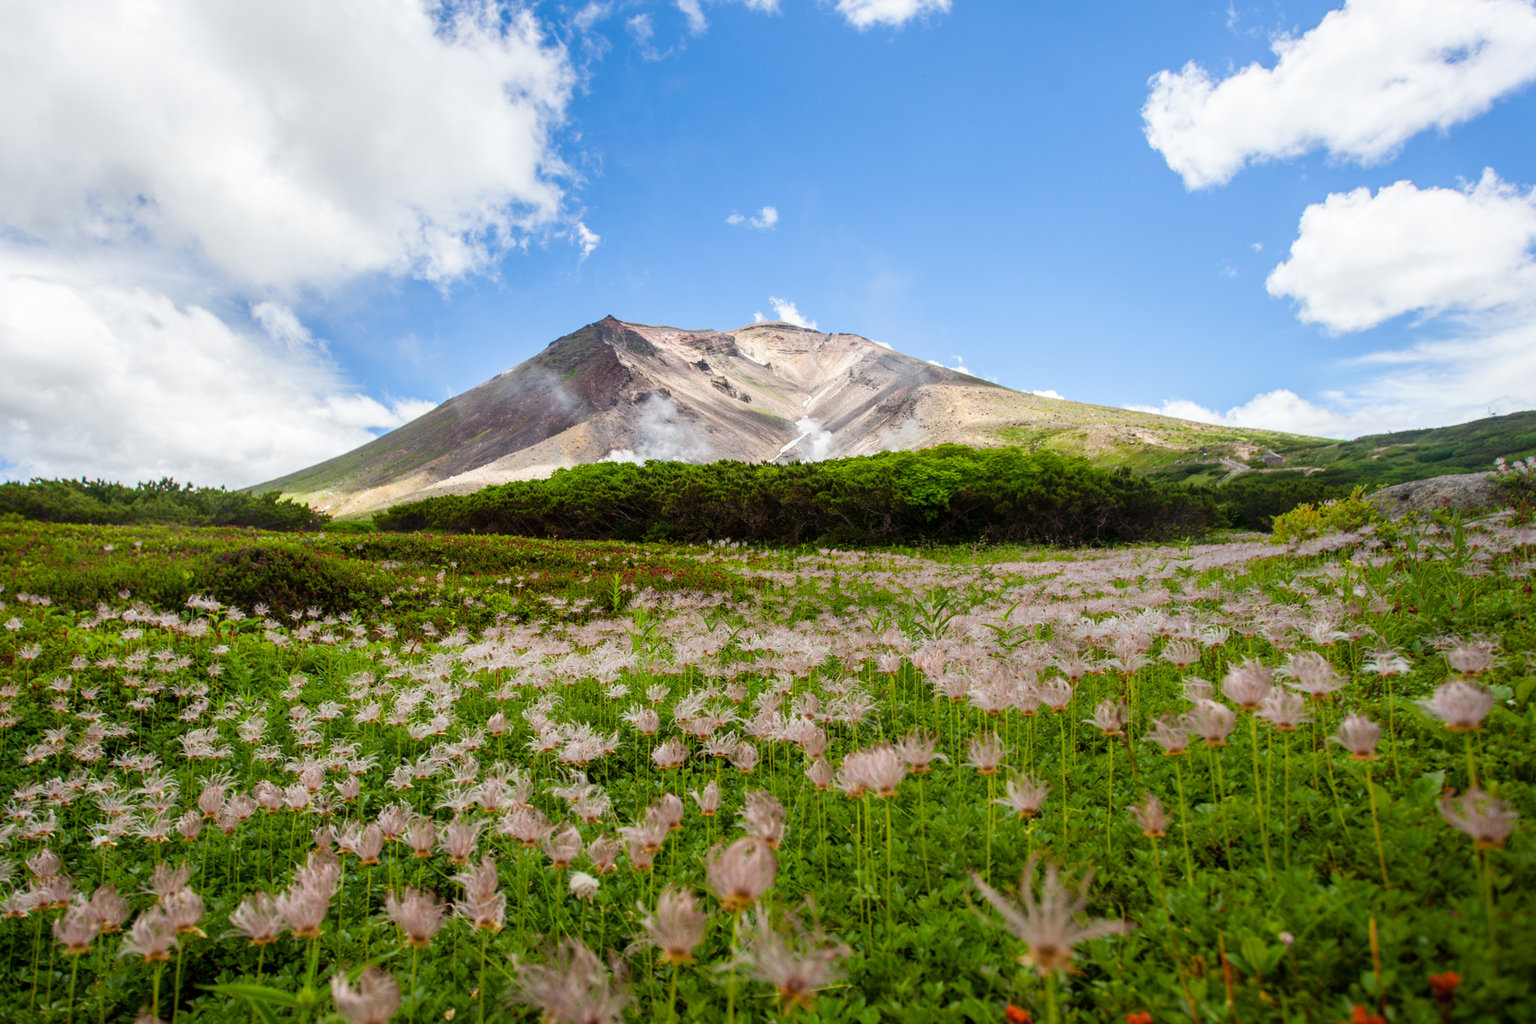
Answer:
[[0, 461, 1533, 1022], [4, 2, 1536, 1024]]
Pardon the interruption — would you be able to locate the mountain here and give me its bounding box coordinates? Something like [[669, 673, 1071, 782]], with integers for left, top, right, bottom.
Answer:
[[259, 316, 1325, 518]]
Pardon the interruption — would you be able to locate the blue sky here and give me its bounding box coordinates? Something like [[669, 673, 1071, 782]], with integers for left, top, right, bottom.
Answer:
[[3, 0, 1536, 485]]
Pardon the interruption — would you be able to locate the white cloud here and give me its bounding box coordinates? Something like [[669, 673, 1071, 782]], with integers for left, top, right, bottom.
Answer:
[[0, 255, 431, 486], [836, 0, 952, 30], [1128, 341, 1536, 439], [575, 222, 602, 260], [768, 297, 818, 329], [1143, 0, 1536, 189], [727, 205, 779, 229], [573, 3, 613, 31], [250, 301, 320, 354], [1137, 165, 1536, 439], [1032, 389, 1065, 400], [1129, 392, 1367, 438], [1266, 170, 1536, 332], [673, 0, 780, 36], [677, 0, 709, 34], [0, 1, 578, 288], [0, 1, 581, 485]]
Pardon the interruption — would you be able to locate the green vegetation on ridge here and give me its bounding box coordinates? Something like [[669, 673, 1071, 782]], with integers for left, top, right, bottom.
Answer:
[[0, 477, 329, 531], [373, 447, 1215, 545]]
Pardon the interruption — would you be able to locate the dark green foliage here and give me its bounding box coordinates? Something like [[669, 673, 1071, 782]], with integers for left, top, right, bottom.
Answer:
[[374, 446, 1215, 545], [1150, 411, 1536, 531], [0, 524, 756, 625], [1210, 474, 1359, 532], [198, 545, 382, 614], [0, 477, 328, 531]]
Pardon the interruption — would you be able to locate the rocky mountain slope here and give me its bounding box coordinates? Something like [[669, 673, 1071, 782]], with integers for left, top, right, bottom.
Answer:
[[258, 316, 1321, 518]]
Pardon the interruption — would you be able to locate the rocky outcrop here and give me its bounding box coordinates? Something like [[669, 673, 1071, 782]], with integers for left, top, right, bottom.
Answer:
[[1367, 473, 1501, 518]]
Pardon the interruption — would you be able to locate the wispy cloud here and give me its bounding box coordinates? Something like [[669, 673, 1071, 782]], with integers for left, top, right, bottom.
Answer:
[[727, 205, 779, 230], [575, 222, 602, 260]]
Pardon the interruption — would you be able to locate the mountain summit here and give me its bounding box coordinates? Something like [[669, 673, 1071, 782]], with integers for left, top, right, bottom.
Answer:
[[259, 316, 1308, 517]]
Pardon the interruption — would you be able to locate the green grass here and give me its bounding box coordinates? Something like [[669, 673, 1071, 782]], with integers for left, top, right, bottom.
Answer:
[[0, 520, 1531, 1023]]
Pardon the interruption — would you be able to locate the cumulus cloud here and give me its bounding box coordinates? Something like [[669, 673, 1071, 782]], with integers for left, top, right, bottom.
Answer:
[[1267, 170, 1536, 332], [0, 255, 431, 486], [767, 297, 818, 329], [0, 1, 579, 484], [1129, 392, 1370, 439], [0, 1, 577, 288], [836, 0, 952, 30], [727, 206, 779, 229], [1136, 167, 1536, 439], [1143, 0, 1536, 189], [1032, 389, 1066, 400]]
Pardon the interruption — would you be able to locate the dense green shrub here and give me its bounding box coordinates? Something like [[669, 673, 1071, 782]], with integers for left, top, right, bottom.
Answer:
[[0, 477, 328, 531], [373, 446, 1215, 545], [1208, 474, 1358, 532], [1268, 485, 1385, 542], [198, 544, 386, 613]]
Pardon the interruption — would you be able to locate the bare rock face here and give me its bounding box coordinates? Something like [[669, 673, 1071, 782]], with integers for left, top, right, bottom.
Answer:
[[1367, 473, 1501, 518], [258, 316, 1012, 517]]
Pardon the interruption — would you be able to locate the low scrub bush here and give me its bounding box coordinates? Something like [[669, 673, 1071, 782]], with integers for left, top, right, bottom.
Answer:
[[1269, 485, 1385, 542], [375, 446, 1215, 545], [0, 477, 328, 531]]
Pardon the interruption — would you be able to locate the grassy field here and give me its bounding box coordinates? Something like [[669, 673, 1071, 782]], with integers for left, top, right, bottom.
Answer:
[[0, 518, 1531, 1023]]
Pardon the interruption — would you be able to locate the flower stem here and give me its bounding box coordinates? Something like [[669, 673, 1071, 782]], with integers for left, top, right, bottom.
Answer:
[[1105, 740, 1114, 860], [1365, 763, 1390, 890], [153, 960, 165, 1022], [666, 963, 680, 1023], [1249, 715, 1272, 874], [1174, 756, 1194, 885], [172, 939, 186, 1023], [884, 796, 895, 953], [478, 928, 489, 1024], [65, 954, 79, 1024]]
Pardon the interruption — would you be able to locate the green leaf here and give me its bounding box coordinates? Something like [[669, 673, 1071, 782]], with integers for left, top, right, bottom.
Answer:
[[1515, 676, 1536, 706], [203, 982, 302, 1008]]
